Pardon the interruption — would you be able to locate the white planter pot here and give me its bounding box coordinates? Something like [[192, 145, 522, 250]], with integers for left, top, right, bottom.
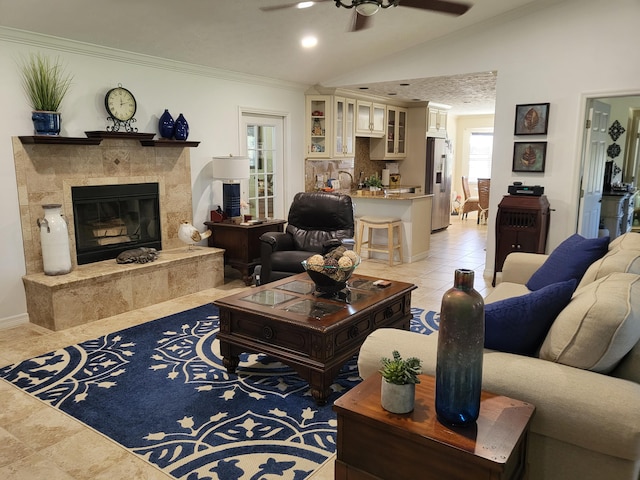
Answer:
[[380, 380, 415, 414]]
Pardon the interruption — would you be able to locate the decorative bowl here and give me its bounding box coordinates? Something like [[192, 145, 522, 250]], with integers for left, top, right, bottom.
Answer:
[[302, 251, 360, 294]]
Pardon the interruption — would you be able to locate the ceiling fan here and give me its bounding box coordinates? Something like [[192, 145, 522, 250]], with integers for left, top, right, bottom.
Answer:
[[260, 0, 472, 32]]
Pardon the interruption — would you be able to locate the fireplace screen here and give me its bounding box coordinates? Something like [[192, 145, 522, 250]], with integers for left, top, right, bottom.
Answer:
[[72, 183, 161, 264]]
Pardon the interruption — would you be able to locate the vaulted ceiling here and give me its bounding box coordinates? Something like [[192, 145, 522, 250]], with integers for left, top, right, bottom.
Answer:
[[0, 0, 565, 115]]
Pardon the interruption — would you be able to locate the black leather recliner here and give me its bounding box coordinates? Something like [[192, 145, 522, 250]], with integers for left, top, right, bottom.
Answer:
[[257, 192, 355, 284]]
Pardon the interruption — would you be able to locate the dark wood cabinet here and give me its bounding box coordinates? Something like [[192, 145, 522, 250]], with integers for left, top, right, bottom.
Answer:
[[204, 219, 286, 285], [493, 195, 550, 286]]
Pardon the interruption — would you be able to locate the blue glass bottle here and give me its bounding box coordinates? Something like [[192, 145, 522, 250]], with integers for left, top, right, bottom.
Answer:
[[436, 269, 484, 426], [174, 113, 189, 141]]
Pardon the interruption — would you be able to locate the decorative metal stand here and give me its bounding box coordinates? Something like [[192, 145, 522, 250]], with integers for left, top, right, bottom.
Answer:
[[107, 116, 138, 133]]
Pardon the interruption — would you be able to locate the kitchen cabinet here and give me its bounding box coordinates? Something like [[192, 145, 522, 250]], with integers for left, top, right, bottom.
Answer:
[[306, 95, 331, 158], [356, 100, 386, 137], [333, 96, 356, 157], [427, 106, 448, 136], [370, 105, 407, 160]]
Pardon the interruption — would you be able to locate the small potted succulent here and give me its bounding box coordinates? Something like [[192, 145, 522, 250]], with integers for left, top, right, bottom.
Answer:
[[18, 52, 73, 135], [379, 350, 422, 414]]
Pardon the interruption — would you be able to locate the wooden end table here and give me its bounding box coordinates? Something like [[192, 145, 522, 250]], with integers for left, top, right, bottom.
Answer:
[[204, 219, 286, 285], [214, 273, 416, 405], [333, 374, 535, 480]]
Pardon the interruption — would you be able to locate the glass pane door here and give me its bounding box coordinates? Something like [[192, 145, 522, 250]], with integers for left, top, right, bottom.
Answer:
[[246, 124, 276, 219]]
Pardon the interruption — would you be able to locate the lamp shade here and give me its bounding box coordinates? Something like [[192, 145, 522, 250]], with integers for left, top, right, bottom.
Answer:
[[212, 155, 250, 180]]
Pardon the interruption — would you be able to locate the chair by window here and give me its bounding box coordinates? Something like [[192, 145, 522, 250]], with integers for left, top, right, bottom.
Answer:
[[257, 192, 355, 284], [461, 176, 479, 220], [477, 178, 491, 225]]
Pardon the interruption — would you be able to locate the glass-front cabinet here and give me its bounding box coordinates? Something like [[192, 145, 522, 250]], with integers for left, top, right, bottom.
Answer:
[[370, 105, 407, 160], [306, 95, 330, 158], [355, 100, 386, 137], [333, 96, 355, 157]]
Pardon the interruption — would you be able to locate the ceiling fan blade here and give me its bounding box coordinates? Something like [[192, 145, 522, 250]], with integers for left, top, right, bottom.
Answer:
[[398, 0, 472, 16], [349, 11, 373, 32], [260, 0, 332, 12]]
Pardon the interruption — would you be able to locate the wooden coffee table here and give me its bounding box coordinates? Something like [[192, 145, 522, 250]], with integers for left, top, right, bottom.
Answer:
[[214, 273, 416, 405], [333, 374, 535, 480]]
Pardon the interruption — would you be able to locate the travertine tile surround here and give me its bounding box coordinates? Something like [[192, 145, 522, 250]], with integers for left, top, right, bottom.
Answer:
[[12, 136, 224, 330], [22, 248, 224, 330], [12, 136, 193, 274]]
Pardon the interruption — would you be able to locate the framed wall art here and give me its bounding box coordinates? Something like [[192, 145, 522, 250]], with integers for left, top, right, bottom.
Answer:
[[513, 142, 547, 172], [514, 103, 550, 135]]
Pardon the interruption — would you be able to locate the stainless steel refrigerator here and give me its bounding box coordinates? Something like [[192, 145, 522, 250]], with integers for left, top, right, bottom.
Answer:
[[426, 137, 452, 231]]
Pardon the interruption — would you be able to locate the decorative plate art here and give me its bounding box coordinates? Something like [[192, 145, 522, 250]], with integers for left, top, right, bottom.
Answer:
[[607, 143, 621, 159], [608, 120, 625, 141]]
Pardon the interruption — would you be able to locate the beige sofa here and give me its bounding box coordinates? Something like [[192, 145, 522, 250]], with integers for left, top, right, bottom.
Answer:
[[358, 233, 640, 480]]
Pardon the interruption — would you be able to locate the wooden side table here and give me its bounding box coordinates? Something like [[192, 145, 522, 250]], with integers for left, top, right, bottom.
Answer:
[[333, 374, 535, 480], [204, 219, 286, 285]]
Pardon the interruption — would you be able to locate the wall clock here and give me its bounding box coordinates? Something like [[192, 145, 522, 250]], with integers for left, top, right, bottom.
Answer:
[[105, 84, 138, 133]]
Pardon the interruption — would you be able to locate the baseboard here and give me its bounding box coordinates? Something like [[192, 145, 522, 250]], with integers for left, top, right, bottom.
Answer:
[[0, 312, 29, 330]]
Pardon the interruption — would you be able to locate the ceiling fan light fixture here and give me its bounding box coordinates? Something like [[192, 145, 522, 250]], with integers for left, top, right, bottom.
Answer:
[[355, 1, 380, 16]]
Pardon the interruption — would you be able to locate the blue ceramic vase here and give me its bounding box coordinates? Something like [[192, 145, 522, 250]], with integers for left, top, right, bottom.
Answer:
[[158, 109, 175, 139], [435, 269, 484, 426], [174, 113, 189, 141]]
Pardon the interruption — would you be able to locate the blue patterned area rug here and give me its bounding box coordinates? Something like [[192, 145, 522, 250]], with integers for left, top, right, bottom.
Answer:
[[0, 304, 439, 480]]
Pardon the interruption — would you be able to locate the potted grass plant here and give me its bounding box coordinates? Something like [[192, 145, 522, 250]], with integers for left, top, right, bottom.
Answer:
[[19, 52, 73, 135], [379, 350, 422, 414]]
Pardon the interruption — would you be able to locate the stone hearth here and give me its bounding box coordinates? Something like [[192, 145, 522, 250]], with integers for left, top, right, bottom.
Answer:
[[23, 247, 223, 330]]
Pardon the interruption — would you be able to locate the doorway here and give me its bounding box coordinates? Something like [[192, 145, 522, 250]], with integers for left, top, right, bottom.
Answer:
[[241, 112, 286, 220], [577, 94, 640, 237]]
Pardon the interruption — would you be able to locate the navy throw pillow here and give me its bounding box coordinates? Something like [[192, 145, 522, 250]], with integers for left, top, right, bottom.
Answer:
[[526, 234, 609, 291], [485, 278, 577, 356]]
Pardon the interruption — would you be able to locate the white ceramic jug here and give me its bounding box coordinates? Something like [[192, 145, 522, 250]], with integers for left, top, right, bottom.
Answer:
[[38, 204, 72, 275]]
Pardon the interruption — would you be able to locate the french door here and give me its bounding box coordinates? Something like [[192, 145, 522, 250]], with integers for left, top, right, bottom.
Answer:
[[242, 113, 285, 220]]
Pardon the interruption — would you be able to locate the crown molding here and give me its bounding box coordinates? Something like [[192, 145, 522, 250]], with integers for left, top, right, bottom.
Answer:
[[0, 26, 307, 93]]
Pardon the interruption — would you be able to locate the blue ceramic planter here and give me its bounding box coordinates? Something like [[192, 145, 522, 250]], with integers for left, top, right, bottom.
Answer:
[[32, 111, 61, 136]]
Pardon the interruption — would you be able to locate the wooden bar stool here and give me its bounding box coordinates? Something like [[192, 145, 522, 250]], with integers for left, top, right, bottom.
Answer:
[[356, 216, 403, 266]]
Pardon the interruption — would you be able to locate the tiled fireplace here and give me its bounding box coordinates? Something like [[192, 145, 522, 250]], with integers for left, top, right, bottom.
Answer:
[[12, 135, 224, 330]]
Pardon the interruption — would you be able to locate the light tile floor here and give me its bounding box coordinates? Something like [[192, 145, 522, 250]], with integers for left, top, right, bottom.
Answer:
[[0, 215, 488, 479]]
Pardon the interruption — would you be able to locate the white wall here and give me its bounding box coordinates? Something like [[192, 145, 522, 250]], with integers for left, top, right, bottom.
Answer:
[[324, 0, 640, 277], [0, 29, 306, 327]]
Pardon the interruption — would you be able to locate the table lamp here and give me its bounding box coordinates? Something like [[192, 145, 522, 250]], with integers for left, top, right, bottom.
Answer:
[[212, 155, 250, 219]]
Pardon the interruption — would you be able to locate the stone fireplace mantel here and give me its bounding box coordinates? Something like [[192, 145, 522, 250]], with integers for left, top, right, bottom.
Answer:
[[12, 136, 224, 330]]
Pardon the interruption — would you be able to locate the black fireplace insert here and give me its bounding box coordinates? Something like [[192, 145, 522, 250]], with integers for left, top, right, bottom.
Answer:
[[72, 183, 161, 264]]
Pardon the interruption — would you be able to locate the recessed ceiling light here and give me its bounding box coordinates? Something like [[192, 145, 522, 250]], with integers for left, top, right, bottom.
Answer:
[[301, 36, 318, 48], [388, 93, 397, 96], [359, 87, 369, 90], [399, 83, 410, 86], [297, 2, 315, 8]]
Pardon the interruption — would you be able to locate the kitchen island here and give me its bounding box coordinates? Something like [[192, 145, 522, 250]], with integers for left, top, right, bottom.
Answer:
[[351, 190, 433, 263]]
